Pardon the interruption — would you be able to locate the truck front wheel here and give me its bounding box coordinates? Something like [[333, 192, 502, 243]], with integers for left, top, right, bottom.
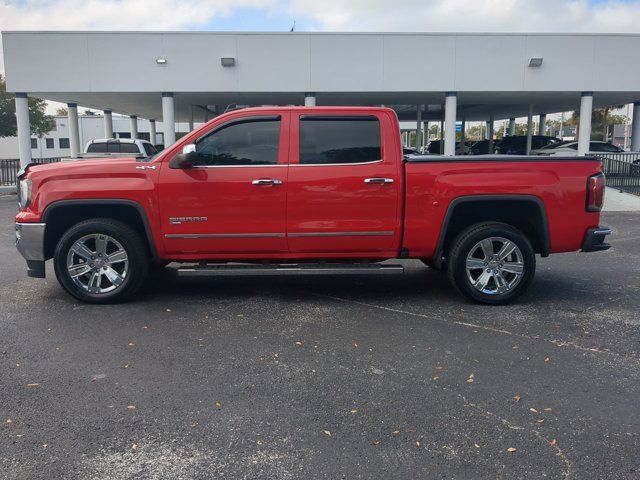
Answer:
[[447, 222, 536, 305], [53, 219, 149, 304]]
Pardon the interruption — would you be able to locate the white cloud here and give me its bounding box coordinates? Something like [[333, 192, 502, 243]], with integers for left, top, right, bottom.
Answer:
[[0, 0, 275, 73], [0, 0, 273, 30], [287, 0, 640, 33]]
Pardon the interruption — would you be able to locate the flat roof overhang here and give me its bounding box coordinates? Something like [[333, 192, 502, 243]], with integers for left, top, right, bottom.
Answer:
[[21, 90, 640, 123]]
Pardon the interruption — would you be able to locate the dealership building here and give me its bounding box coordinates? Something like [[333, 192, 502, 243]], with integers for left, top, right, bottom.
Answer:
[[3, 31, 640, 166]]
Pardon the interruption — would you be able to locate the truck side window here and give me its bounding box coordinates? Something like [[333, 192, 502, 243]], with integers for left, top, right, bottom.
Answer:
[[121, 143, 140, 154], [143, 143, 157, 156], [195, 118, 280, 166], [299, 116, 381, 164], [86, 143, 108, 153]]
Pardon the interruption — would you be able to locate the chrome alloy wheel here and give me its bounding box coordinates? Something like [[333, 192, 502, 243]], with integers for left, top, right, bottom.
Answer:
[[465, 236, 524, 295], [66, 234, 129, 294]]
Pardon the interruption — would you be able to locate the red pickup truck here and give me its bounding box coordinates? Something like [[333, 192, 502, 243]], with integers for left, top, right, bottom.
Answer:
[[15, 106, 610, 305]]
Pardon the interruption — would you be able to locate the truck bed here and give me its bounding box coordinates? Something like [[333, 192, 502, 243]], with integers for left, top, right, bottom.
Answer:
[[402, 154, 603, 258]]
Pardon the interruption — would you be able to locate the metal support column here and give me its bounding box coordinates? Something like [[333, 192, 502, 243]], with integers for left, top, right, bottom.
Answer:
[[444, 93, 457, 156], [68, 102, 80, 158], [304, 93, 316, 107], [578, 93, 593, 156], [103, 109, 113, 138], [526, 104, 533, 155], [15, 93, 32, 168], [149, 120, 157, 145], [129, 115, 138, 140], [162, 92, 176, 146], [539, 114, 547, 135]]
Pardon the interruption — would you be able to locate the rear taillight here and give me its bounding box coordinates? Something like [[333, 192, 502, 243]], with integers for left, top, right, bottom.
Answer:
[[586, 172, 605, 212]]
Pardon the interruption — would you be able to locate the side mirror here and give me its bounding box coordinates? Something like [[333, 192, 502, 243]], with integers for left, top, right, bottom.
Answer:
[[169, 144, 198, 169]]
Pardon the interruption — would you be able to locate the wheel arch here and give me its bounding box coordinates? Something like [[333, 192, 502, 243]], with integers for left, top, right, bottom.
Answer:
[[42, 199, 158, 261], [432, 195, 550, 270]]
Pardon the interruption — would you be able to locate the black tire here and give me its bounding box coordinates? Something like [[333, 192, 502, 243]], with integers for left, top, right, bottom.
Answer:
[[446, 222, 536, 305], [150, 260, 171, 270], [419, 259, 444, 271], [53, 218, 149, 304]]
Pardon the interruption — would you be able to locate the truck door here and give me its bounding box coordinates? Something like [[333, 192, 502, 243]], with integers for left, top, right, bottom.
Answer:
[[286, 112, 402, 255], [158, 112, 289, 255]]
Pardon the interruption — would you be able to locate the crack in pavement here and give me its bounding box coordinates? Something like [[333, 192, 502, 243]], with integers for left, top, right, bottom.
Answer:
[[444, 386, 573, 480], [310, 292, 639, 362]]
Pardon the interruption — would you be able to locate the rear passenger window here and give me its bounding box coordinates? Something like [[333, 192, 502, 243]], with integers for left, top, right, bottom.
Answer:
[[299, 116, 381, 164], [106, 143, 120, 153], [120, 143, 140, 154], [86, 143, 107, 153]]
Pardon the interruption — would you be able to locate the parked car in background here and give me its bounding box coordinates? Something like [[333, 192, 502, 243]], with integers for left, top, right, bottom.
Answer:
[[495, 135, 561, 155], [532, 141, 625, 156], [469, 140, 493, 155], [70, 138, 158, 160], [403, 147, 418, 156], [426, 140, 472, 155]]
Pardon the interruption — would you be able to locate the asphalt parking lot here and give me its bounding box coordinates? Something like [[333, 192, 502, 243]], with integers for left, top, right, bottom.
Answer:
[[1, 194, 639, 480]]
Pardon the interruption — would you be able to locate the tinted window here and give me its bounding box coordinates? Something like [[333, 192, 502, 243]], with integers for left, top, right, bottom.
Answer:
[[194, 118, 280, 166], [532, 138, 546, 149], [143, 143, 157, 156], [120, 143, 140, 154], [30, 138, 37, 149], [86, 143, 108, 153], [300, 116, 381, 164], [59, 138, 70, 149], [106, 143, 119, 153], [45, 138, 54, 149], [542, 141, 572, 150]]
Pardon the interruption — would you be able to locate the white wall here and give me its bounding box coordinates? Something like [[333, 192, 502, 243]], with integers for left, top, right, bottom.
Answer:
[[4, 32, 640, 94]]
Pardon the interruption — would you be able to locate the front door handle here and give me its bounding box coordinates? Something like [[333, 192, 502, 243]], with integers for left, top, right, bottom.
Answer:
[[364, 178, 394, 184], [252, 178, 283, 186]]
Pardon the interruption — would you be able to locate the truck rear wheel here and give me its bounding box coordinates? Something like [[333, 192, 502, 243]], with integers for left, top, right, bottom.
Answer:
[[53, 218, 149, 304], [447, 222, 535, 305]]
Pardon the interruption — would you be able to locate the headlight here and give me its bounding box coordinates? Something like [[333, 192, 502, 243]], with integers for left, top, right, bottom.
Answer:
[[17, 179, 32, 209]]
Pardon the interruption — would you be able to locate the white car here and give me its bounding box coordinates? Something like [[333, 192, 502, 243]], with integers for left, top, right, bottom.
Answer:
[[532, 141, 624, 156], [71, 138, 159, 160]]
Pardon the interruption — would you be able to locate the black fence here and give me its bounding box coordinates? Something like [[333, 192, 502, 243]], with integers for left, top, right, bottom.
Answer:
[[597, 154, 640, 195], [0, 158, 62, 186]]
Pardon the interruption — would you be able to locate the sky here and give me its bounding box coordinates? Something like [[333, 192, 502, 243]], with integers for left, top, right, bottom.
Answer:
[[3, 0, 640, 38], [1, 0, 640, 115]]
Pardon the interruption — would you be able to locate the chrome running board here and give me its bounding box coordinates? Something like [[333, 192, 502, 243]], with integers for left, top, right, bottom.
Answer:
[[177, 263, 404, 277]]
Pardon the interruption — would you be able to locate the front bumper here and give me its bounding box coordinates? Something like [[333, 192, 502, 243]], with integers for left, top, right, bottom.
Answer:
[[15, 222, 46, 278], [581, 227, 612, 253]]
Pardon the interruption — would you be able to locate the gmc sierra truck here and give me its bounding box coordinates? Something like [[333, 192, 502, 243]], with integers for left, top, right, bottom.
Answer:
[[15, 107, 610, 305]]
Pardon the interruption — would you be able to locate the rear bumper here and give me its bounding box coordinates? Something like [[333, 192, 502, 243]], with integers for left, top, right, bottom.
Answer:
[[15, 222, 46, 278], [581, 227, 611, 253]]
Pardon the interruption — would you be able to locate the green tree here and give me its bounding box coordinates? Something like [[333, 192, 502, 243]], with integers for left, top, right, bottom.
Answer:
[[0, 74, 55, 138], [570, 107, 627, 141], [55, 107, 68, 116]]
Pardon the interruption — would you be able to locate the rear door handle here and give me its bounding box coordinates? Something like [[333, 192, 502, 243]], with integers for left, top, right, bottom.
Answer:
[[252, 178, 282, 186], [364, 178, 394, 184]]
